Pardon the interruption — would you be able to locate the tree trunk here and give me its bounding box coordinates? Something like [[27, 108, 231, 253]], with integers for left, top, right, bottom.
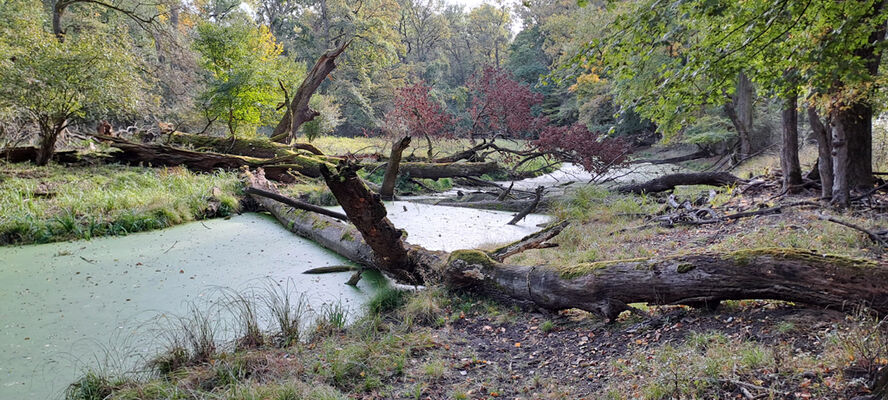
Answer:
[[95, 134, 328, 182], [808, 107, 833, 199], [615, 172, 746, 195], [167, 133, 325, 158], [271, 42, 350, 143], [52, 1, 66, 40], [368, 161, 502, 179], [35, 123, 65, 166], [319, 161, 423, 284], [780, 93, 803, 193], [831, 112, 851, 207], [246, 168, 888, 321], [836, 102, 875, 190], [380, 136, 411, 201], [725, 72, 755, 159]]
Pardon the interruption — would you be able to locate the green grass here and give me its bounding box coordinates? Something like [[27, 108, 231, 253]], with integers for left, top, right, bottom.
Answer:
[[0, 163, 241, 245]]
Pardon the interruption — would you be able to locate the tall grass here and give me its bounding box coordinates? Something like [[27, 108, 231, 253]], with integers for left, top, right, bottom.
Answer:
[[0, 163, 241, 244]]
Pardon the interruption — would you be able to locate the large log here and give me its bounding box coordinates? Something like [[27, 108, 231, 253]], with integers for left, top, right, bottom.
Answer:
[[368, 160, 502, 179], [167, 133, 325, 158], [247, 166, 888, 321], [96, 134, 330, 181], [616, 172, 746, 194]]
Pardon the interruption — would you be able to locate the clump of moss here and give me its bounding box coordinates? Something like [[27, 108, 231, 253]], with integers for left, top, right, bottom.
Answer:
[[728, 247, 877, 268], [559, 258, 649, 279], [677, 263, 696, 273], [448, 250, 497, 268]]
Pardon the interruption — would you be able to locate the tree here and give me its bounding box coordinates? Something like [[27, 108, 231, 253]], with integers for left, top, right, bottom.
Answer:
[[466, 66, 544, 140], [193, 17, 303, 138], [577, 0, 888, 205], [0, 0, 145, 165], [534, 123, 630, 179], [387, 81, 453, 158]]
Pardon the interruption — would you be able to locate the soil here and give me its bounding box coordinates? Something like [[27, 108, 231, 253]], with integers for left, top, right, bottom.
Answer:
[[386, 302, 869, 400]]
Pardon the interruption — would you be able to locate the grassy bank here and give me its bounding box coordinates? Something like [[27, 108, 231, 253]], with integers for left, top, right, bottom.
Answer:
[[0, 163, 241, 245], [66, 285, 888, 400]]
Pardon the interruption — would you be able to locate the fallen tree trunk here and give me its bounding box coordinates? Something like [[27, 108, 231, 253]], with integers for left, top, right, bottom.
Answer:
[[247, 166, 888, 321], [2, 146, 81, 164], [96, 134, 330, 181], [367, 161, 502, 179], [632, 149, 712, 165], [167, 133, 325, 158], [616, 172, 746, 194], [244, 187, 347, 221]]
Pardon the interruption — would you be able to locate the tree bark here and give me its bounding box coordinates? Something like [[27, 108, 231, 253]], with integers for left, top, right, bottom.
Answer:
[[725, 72, 755, 159], [319, 161, 423, 284], [808, 107, 833, 199], [271, 41, 350, 143], [35, 123, 65, 166], [615, 172, 746, 195], [380, 136, 411, 201], [836, 101, 875, 191], [780, 92, 803, 193], [831, 112, 851, 207], [247, 168, 888, 321]]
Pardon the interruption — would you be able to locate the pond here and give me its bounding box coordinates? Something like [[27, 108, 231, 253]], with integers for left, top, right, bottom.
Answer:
[[0, 204, 549, 399]]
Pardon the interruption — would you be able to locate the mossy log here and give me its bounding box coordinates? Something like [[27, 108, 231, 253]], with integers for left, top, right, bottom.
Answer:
[[616, 172, 746, 194], [96, 134, 331, 181], [248, 165, 888, 321], [167, 133, 325, 158]]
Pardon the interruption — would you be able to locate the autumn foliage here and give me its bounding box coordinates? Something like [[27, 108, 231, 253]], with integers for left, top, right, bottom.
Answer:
[[387, 82, 453, 139], [467, 66, 544, 139], [534, 123, 630, 177], [389, 67, 630, 175]]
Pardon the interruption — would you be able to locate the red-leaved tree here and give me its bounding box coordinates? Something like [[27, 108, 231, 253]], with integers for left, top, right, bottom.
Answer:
[[534, 123, 630, 180], [387, 81, 454, 159], [467, 66, 544, 140]]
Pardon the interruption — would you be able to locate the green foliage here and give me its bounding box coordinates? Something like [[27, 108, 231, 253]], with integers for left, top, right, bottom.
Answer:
[[366, 287, 407, 316], [194, 16, 305, 137], [0, 0, 146, 162]]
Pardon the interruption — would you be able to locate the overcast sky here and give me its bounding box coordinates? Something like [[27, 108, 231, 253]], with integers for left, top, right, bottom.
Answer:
[[445, 0, 523, 34]]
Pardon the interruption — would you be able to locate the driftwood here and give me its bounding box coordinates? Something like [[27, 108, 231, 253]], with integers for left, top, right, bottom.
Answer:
[[488, 220, 569, 262], [303, 265, 358, 274], [819, 214, 888, 247], [616, 172, 746, 194], [1, 146, 80, 164], [247, 165, 888, 321]]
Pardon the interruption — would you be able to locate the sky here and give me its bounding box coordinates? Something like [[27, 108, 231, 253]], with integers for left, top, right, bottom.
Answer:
[[445, 0, 523, 34]]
